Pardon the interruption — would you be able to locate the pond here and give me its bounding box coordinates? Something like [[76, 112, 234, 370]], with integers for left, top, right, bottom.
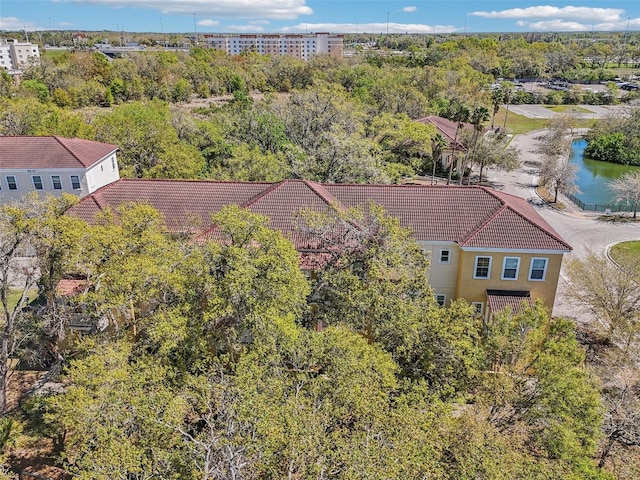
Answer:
[[569, 138, 640, 209]]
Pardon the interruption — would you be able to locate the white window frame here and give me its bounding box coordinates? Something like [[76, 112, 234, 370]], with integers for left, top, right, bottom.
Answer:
[[51, 175, 62, 190], [528, 257, 548, 281], [472, 302, 484, 315], [435, 294, 446, 307], [439, 249, 451, 264], [32, 175, 43, 190], [70, 175, 81, 190], [501, 257, 520, 281], [5, 175, 17, 190], [473, 256, 492, 279]]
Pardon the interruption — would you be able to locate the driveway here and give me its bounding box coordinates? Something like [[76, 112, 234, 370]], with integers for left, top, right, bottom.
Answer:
[[487, 130, 640, 321]]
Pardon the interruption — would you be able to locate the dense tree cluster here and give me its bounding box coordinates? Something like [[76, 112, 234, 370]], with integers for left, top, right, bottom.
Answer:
[[0, 197, 609, 478], [586, 110, 640, 166]]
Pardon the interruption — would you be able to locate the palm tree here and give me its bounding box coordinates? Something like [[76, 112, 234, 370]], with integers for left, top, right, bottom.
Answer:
[[429, 133, 447, 184], [447, 103, 470, 185], [490, 89, 503, 130], [500, 81, 514, 131], [462, 106, 490, 184]]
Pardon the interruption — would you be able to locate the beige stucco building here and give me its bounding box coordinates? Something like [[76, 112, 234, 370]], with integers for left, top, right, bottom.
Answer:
[[69, 180, 571, 317]]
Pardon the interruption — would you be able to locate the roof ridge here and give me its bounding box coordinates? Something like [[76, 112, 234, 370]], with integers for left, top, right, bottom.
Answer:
[[483, 187, 572, 251], [304, 180, 344, 209], [241, 180, 285, 208], [53, 136, 88, 168], [459, 200, 508, 245]]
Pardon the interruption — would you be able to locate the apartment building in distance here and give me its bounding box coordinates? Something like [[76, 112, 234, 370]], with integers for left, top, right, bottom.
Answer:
[[0, 39, 40, 73], [202, 33, 344, 60]]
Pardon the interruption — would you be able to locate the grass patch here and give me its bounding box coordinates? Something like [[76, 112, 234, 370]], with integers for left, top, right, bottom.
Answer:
[[610, 240, 640, 263], [535, 185, 566, 210], [490, 107, 595, 135], [7, 289, 37, 311], [545, 105, 592, 113]]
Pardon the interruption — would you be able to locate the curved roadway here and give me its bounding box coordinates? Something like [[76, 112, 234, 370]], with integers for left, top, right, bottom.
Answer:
[[487, 130, 640, 321]]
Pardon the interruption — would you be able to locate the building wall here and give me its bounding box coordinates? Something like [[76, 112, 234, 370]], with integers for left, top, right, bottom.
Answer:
[[0, 153, 119, 201], [419, 241, 460, 305], [84, 153, 120, 194], [0, 40, 40, 71], [202, 33, 343, 60], [0, 167, 88, 201], [455, 249, 565, 312]]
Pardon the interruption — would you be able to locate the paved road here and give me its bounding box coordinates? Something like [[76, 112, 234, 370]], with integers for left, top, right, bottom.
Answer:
[[487, 130, 640, 322]]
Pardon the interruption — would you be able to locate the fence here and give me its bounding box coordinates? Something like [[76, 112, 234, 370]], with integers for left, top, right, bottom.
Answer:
[[564, 192, 635, 213]]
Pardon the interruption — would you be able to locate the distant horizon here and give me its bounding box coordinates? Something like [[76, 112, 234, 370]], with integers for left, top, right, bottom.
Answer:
[[2, 1, 640, 35]]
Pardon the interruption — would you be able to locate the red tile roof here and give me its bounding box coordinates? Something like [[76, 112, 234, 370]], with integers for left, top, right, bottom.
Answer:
[[0, 136, 118, 169], [415, 116, 472, 151], [486, 289, 533, 314], [68, 179, 572, 252]]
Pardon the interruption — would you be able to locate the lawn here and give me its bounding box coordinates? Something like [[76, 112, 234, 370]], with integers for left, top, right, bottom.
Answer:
[[610, 240, 640, 263], [490, 107, 594, 135], [545, 105, 592, 114]]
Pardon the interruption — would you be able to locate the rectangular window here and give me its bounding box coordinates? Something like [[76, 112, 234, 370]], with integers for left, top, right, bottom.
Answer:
[[111, 157, 116, 170], [6, 176, 17, 190], [435, 294, 446, 307], [51, 175, 62, 190], [501, 257, 520, 280], [474, 256, 492, 279], [529, 257, 548, 281], [439, 249, 451, 264], [70, 175, 81, 190], [32, 175, 43, 190], [472, 302, 484, 315]]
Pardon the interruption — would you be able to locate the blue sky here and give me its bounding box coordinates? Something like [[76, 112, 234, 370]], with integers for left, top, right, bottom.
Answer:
[[2, 1, 640, 34]]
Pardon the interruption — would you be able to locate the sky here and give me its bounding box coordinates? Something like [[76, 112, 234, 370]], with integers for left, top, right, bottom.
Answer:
[[2, 1, 640, 35]]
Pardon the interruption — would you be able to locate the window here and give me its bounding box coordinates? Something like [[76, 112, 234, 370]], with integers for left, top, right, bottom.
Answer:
[[51, 175, 62, 190], [473, 256, 492, 279], [439, 249, 451, 264], [32, 175, 43, 190], [70, 175, 81, 190], [529, 258, 548, 281], [501, 257, 520, 280], [472, 302, 484, 315], [6, 176, 17, 190], [435, 294, 446, 307], [111, 157, 116, 170]]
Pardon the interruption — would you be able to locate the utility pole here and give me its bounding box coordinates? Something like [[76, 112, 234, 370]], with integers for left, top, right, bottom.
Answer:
[[386, 12, 390, 48], [193, 13, 197, 45]]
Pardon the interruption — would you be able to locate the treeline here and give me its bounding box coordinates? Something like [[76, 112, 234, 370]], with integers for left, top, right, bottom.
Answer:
[[0, 196, 610, 478]]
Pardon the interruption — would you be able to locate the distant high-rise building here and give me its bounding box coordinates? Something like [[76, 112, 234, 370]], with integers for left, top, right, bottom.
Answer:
[[0, 39, 40, 73], [202, 33, 344, 60]]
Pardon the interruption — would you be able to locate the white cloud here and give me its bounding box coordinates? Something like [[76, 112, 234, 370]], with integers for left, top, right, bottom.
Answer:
[[249, 20, 270, 25], [58, 22, 74, 27], [278, 22, 456, 34], [524, 20, 591, 31], [198, 19, 220, 27], [470, 6, 623, 23], [0, 16, 39, 30], [516, 15, 640, 32], [402, 6, 417, 13], [56, 0, 313, 20]]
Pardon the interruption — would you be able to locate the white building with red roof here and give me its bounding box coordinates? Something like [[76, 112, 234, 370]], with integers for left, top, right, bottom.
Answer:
[[68, 178, 572, 318], [0, 136, 120, 202]]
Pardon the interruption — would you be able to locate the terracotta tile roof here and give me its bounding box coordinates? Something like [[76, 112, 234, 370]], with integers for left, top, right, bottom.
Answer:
[[68, 178, 270, 233], [415, 116, 472, 150], [486, 289, 533, 313], [69, 179, 571, 253], [0, 136, 118, 169]]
